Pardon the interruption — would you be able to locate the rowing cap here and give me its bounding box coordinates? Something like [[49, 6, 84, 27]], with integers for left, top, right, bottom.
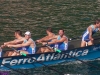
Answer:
[[25, 31, 31, 35]]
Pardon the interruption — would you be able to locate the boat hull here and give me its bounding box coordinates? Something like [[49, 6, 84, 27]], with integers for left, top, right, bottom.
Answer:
[[0, 44, 100, 70]]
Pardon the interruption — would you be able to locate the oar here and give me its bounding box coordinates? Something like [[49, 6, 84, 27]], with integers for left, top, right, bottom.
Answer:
[[45, 45, 100, 71], [45, 44, 61, 53], [69, 36, 82, 41], [10, 47, 64, 75]]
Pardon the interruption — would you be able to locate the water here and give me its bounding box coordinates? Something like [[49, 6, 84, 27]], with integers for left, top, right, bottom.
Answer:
[[0, 0, 100, 41], [7, 60, 100, 75], [0, 0, 100, 75]]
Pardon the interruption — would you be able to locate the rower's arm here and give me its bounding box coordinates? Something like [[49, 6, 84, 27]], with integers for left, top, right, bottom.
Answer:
[[4, 39, 24, 45], [14, 39, 24, 44], [48, 37, 67, 45], [37, 35, 57, 43], [49, 35, 58, 40], [8, 40, 32, 48], [88, 27, 93, 40], [37, 36, 48, 42], [1, 41, 15, 48], [4, 40, 17, 45]]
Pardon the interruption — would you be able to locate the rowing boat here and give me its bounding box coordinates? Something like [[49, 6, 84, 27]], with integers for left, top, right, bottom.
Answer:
[[0, 36, 100, 70]]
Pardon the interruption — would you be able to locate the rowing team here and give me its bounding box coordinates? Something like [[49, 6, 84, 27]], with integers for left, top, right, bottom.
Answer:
[[0, 28, 68, 57], [0, 19, 100, 57]]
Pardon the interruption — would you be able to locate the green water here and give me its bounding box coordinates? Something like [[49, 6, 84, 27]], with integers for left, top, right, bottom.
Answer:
[[0, 0, 100, 75], [0, 0, 100, 42]]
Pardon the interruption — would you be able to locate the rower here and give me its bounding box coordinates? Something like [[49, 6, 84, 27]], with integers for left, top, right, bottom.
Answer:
[[36, 27, 55, 53], [42, 29, 68, 51], [36, 27, 55, 43], [81, 19, 100, 47], [7, 31, 36, 56], [1, 30, 26, 57]]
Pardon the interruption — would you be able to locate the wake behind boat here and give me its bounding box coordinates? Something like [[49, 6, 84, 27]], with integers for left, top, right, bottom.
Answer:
[[0, 36, 100, 70]]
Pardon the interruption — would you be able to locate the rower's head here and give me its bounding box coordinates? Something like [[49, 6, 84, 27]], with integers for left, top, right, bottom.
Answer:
[[94, 19, 100, 28], [14, 30, 22, 38], [24, 31, 31, 39], [58, 29, 64, 36], [46, 27, 53, 34]]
